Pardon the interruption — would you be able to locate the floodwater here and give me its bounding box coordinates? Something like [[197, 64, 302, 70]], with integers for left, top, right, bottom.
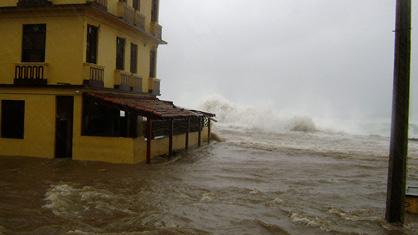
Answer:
[[1, 127, 418, 235]]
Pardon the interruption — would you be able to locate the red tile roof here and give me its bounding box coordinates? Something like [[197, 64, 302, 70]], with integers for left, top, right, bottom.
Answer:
[[86, 92, 215, 119]]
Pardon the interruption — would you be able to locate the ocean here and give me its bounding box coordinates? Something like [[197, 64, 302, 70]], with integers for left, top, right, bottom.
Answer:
[[0, 97, 418, 235]]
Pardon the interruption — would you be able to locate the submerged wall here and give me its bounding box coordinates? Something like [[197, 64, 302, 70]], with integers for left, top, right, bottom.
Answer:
[[0, 92, 56, 158], [133, 127, 210, 164], [0, 91, 211, 164]]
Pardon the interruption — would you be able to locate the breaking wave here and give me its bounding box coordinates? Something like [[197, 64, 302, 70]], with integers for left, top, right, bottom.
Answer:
[[198, 94, 418, 138], [199, 95, 318, 133]]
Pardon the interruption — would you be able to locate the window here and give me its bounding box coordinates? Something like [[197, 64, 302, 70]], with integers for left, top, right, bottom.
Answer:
[[86, 25, 98, 64], [133, 0, 140, 11], [22, 24, 46, 62], [151, 0, 159, 22], [116, 37, 126, 70], [1, 100, 25, 139], [149, 49, 156, 78], [82, 96, 137, 138], [130, 43, 138, 74]]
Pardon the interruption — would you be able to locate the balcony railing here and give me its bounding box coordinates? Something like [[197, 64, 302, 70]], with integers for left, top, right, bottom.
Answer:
[[114, 70, 131, 91], [17, 0, 52, 7], [14, 63, 48, 86], [130, 74, 143, 92], [149, 78, 160, 96], [134, 11, 145, 31], [117, 1, 135, 26], [114, 71, 143, 93], [87, 0, 108, 10], [151, 22, 162, 40], [83, 63, 104, 88]]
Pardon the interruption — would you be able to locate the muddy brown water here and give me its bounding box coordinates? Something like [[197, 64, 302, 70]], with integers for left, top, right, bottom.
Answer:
[[0, 129, 418, 235]]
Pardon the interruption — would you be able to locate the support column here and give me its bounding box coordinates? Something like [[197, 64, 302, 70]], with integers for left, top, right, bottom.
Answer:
[[185, 117, 190, 150], [208, 118, 211, 144], [386, 0, 411, 224], [198, 117, 202, 147], [168, 118, 174, 159], [146, 117, 152, 164]]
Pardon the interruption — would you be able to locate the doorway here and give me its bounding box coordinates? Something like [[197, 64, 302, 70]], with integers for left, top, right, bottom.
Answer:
[[55, 96, 74, 159]]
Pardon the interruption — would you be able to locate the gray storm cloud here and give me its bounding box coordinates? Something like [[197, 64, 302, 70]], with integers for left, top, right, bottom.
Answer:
[[159, 0, 418, 123]]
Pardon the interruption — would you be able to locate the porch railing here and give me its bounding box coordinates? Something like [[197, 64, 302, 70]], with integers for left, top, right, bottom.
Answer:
[[83, 63, 104, 88], [14, 63, 48, 86]]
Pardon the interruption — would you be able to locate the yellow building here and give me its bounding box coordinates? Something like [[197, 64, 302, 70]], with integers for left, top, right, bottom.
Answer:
[[0, 0, 214, 164]]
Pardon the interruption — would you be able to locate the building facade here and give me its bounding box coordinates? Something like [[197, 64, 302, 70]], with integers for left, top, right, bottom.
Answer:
[[0, 0, 213, 164]]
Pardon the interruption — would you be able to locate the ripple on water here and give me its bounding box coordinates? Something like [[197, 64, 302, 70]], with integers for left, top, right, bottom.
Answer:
[[43, 183, 135, 219]]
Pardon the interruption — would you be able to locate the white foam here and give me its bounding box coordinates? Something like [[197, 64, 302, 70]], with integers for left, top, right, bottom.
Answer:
[[199, 94, 318, 133], [197, 94, 418, 138], [43, 183, 134, 219]]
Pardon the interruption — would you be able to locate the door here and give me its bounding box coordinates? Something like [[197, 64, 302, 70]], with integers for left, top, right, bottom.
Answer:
[[55, 96, 74, 158]]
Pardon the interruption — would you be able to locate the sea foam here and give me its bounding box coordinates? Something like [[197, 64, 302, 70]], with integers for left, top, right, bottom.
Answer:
[[197, 94, 418, 138]]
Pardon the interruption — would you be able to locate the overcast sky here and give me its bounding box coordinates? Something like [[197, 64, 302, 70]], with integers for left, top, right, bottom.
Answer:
[[158, 0, 417, 122]]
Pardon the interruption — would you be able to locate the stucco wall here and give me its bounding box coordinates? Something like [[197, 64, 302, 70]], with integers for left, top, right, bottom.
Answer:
[[0, 0, 158, 91], [0, 93, 56, 158], [85, 15, 156, 92], [0, 16, 85, 85]]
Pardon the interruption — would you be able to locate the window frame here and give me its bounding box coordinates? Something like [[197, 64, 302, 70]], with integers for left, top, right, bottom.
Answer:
[[86, 24, 99, 64], [130, 43, 138, 74], [81, 96, 137, 138], [133, 0, 140, 11], [116, 37, 126, 70], [21, 24, 46, 63], [1, 100, 25, 139]]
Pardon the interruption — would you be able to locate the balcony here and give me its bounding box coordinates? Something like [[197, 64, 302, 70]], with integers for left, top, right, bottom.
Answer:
[[114, 71, 143, 93], [151, 22, 162, 40], [148, 78, 160, 96], [17, 0, 52, 7], [114, 70, 131, 91], [130, 74, 143, 93], [87, 0, 108, 11], [14, 63, 48, 86], [117, 0, 135, 26], [134, 11, 145, 31], [83, 63, 104, 88]]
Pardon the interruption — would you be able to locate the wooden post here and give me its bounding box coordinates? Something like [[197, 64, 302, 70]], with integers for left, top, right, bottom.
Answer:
[[198, 117, 202, 147], [386, 0, 411, 224], [185, 117, 190, 150], [208, 118, 211, 143], [168, 118, 173, 159], [146, 117, 152, 164]]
